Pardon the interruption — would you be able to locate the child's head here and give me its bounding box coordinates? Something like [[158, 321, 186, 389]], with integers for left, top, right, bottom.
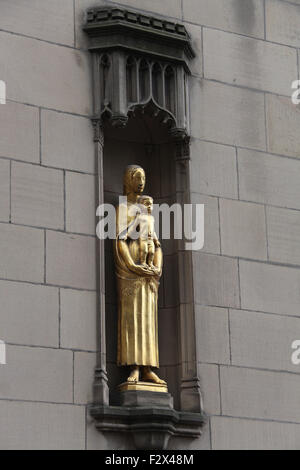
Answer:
[[138, 195, 153, 213]]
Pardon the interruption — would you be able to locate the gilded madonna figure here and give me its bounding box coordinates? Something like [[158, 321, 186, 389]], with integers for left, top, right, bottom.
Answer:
[[114, 165, 166, 387]]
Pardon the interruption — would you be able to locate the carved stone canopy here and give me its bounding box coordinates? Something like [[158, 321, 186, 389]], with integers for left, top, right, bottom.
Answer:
[[83, 7, 195, 69], [83, 6, 195, 143]]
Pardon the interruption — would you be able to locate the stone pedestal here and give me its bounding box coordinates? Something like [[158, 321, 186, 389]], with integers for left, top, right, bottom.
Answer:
[[120, 389, 174, 409], [89, 386, 205, 450]]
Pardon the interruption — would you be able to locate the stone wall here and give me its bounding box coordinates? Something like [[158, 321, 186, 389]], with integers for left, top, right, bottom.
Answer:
[[0, 0, 299, 450]]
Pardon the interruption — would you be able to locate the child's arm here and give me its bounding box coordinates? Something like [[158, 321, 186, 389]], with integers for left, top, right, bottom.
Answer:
[[153, 231, 161, 247], [125, 215, 140, 240]]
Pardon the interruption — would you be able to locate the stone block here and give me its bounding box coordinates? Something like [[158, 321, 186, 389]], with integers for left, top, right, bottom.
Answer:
[[0, 159, 10, 222], [185, 23, 203, 77], [0, 224, 44, 283], [11, 162, 64, 229], [0, 345, 73, 403], [46, 231, 97, 290], [183, 0, 264, 39], [74, 351, 96, 404], [266, 0, 300, 48], [238, 149, 300, 210], [266, 94, 300, 159], [240, 260, 300, 316], [203, 28, 297, 96], [190, 140, 238, 199], [60, 289, 97, 351], [193, 253, 240, 308], [0, 280, 58, 347], [120, 390, 173, 408], [230, 309, 300, 373], [219, 199, 267, 260], [220, 365, 300, 423], [169, 421, 211, 450], [0, 31, 92, 114], [42, 110, 95, 173], [0, 0, 74, 46], [0, 101, 39, 163], [195, 305, 230, 364], [66, 172, 96, 235], [191, 193, 220, 254], [190, 79, 266, 150], [267, 206, 300, 266], [198, 364, 221, 416], [0, 401, 85, 450], [211, 416, 300, 450]]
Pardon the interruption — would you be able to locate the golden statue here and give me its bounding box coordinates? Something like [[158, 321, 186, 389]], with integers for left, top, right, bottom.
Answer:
[[114, 165, 166, 391]]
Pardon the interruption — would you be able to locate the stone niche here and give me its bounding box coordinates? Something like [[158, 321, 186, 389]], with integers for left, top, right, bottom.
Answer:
[[83, 6, 205, 449]]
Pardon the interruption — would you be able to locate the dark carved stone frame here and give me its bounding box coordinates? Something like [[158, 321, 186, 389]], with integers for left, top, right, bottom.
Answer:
[[83, 6, 205, 449]]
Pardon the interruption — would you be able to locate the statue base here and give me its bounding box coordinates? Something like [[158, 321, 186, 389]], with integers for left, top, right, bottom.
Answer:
[[90, 386, 205, 449], [118, 380, 168, 393], [120, 388, 173, 409]]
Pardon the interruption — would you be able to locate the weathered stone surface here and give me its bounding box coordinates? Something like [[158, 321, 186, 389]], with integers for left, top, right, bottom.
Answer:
[[191, 193, 220, 254], [0, 159, 10, 222], [190, 140, 238, 199], [0, 224, 44, 283], [87, 420, 134, 450], [75, 0, 107, 49], [158, 308, 178, 366], [240, 260, 300, 316], [112, 0, 182, 18], [266, 0, 300, 48], [46, 231, 96, 290], [230, 309, 300, 373], [266, 94, 300, 159], [105, 303, 118, 364], [42, 110, 95, 173], [163, 255, 180, 308], [238, 149, 300, 210], [75, 0, 182, 49], [169, 422, 211, 450], [120, 390, 173, 408], [0, 101, 39, 163], [11, 162, 64, 229], [183, 0, 264, 39], [157, 365, 180, 410], [195, 305, 230, 364], [0, 0, 74, 46], [211, 416, 300, 450], [190, 79, 266, 150], [198, 364, 220, 415], [220, 366, 300, 423], [203, 28, 297, 96], [220, 199, 267, 260], [267, 206, 300, 266], [0, 281, 58, 347], [0, 345, 73, 403], [66, 172, 96, 235], [185, 23, 203, 77], [1, 0, 300, 452], [193, 253, 240, 308], [0, 401, 85, 450], [74, 351, 96, 404], [60, 289, 97, 351], [0, 31, 92, 114]]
